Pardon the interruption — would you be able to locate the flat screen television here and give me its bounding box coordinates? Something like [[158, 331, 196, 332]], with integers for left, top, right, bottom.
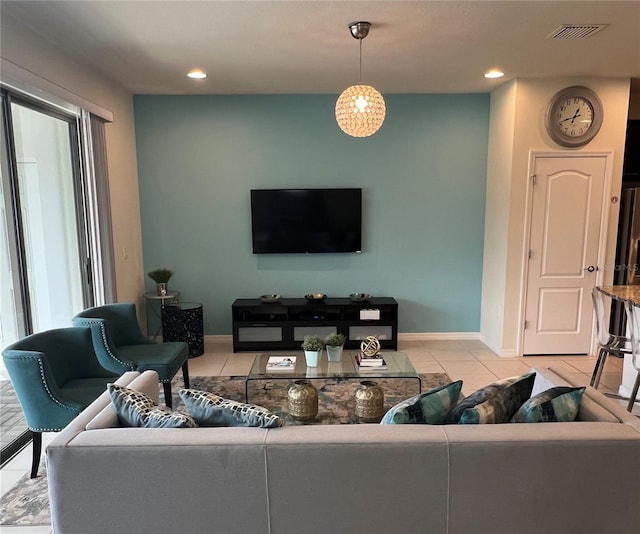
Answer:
[[251, 188, 362, 254]]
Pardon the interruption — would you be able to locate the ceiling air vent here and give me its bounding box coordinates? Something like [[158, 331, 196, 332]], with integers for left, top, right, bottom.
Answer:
[[546, 24, 608, 39]]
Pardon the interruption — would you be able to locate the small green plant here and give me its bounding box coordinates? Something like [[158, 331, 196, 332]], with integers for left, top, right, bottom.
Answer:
[[147, 268, 173, 283], [325, 333, 346, 347], [301, 335, 323, 352]]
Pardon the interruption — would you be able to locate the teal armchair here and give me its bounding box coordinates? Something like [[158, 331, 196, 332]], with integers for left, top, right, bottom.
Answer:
[[2, 327, 118, 478], [72, 303, 190, 408]]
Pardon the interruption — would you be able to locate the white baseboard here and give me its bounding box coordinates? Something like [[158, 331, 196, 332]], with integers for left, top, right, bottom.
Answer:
[[398, 332, 481, 341], [205, 333, 521, 359], [479, 334, 521, 358], [204, 335, 232, 342], [207, 333, 486, 343]]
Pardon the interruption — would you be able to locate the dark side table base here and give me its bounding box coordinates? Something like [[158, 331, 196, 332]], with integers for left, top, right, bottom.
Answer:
[[162, 304, 204, 358]]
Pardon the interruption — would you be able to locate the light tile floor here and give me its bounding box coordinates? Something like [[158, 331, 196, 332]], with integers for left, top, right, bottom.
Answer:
[[1, 337, 636, 533]]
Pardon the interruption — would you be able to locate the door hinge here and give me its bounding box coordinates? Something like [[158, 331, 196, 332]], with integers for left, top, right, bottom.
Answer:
[[528, 249, 532, 260], [524, 320, 529, 330], [531, 174, 537, 185]]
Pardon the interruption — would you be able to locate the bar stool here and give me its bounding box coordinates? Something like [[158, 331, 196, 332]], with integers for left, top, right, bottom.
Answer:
[[623, 301, 640, 412], [590, 288, 630, 389]]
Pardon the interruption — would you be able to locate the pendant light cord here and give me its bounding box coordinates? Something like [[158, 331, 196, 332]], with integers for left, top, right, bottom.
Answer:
[[359, 38, 363, 82]]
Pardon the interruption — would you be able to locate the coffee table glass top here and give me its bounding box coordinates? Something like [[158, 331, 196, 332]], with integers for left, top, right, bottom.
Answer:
[[248, 351, 418, 380]]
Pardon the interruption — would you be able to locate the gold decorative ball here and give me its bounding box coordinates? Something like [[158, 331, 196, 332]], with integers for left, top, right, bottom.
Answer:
[[360, 336, 381, 357]]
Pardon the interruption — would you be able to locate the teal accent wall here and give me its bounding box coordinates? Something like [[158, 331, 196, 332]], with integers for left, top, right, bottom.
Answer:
[[134, 94, 489, 335]]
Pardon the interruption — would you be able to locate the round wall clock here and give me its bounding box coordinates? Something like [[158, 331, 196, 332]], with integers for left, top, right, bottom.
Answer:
[[545, 86, 603, 148]]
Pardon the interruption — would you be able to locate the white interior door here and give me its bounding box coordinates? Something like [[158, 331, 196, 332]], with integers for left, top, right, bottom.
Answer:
[[523, 155, 607, 354]]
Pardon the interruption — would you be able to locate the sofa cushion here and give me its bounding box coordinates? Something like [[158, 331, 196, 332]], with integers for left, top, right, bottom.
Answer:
[[85, 403, 120, 430], [511, 386, 586, 423], [543, 366, 626, 423], [108, 383, 196, 428], [179, 389, 283, 428], [446, 372, 536, 424], [380, 380, 463, 424], [86, 371, 161, 430]]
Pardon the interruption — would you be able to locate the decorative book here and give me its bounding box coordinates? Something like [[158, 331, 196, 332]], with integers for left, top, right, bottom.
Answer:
[[266, 356, 297, 371], [355, 353, 387, 369], [357, 362, 388, 371]]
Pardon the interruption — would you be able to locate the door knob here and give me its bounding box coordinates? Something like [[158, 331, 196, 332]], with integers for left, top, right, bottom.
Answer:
[[584, 266, 596, 272]]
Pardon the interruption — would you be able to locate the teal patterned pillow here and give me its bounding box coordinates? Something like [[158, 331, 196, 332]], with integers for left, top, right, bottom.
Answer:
[[446, 372, 536, 424], [179, 389, 283, 428], [511, 386, 585, 423], [107, 384, 197, 428], [380, 381, 463, 424]]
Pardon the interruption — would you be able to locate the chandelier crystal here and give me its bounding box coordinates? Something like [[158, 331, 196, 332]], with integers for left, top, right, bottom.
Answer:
[[335, 22, 386, 138], [335, 84, 386, 138]]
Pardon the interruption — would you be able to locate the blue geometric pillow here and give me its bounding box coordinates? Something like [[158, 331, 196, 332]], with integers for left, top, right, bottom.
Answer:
[[108, 384, 197, 428], [446, 372, 536, 424], [179, 389, 283, 428], [380, 381, 463, 424], [511, 386, 585, 423]]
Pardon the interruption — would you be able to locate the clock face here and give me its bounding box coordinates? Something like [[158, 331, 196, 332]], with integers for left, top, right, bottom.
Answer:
[[545, 86, 603, 148], [554, 96, 594, 138]]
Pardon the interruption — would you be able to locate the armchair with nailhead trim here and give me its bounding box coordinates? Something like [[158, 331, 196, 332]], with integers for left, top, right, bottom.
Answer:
[[72, 303, 190, 409], [2, 327, 118, 478]]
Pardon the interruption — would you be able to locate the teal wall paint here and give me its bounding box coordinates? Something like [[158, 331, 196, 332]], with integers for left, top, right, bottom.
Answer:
[[134, 94, 489, 335]]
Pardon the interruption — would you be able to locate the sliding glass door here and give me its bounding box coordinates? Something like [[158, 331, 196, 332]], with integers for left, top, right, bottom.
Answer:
[[0, 98, 23, 354], [0, 97, 27, 456], [0, 90, 94, 464], [10, 100, 88, 330]]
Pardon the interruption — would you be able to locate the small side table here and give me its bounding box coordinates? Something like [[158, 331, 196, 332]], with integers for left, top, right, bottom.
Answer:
[[162, 301, 204, 358], [143, 291, 181, 340]]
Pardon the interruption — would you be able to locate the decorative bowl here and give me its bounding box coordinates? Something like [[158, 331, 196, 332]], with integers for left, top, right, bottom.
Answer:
[[350, 293, 372, 302], [260, 294, 281, 303], [305, 293, 327, 302]]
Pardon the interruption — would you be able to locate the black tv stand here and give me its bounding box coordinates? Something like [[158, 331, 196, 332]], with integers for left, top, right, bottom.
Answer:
[[232, 297, 398, 352]]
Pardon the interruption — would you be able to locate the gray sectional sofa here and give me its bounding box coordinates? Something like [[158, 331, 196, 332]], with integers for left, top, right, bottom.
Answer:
[[46, 367, 640, 534]]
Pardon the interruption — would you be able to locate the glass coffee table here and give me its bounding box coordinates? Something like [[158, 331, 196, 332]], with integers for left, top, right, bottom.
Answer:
[[244, 351, 421, 403]]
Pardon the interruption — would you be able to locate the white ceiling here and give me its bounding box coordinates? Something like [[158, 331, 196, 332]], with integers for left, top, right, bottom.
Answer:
[[2, 1, 639, 95]]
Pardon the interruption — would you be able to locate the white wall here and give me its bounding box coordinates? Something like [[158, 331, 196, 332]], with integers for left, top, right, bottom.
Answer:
[[2, 10, 635, 342], [0, 14, 144, 305], [480, 81, 517, 351], [482, 77, 632, 356]]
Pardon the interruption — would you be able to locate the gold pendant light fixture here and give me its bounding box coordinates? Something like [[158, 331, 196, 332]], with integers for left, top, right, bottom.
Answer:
[[335, 21, 386, 138]]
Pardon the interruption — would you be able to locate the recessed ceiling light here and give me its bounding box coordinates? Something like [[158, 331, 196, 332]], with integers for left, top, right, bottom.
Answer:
[[187, 69, 207, 79], [484, 70, 505, 79]]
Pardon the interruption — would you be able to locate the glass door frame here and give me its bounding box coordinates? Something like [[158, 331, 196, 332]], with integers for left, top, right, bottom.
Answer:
[[1, 90, 30, 337], [0, 88, 95, 466]]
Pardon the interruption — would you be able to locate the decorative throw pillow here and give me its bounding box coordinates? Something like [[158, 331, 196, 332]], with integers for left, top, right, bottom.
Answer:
[[380, 380, 463, 425], [511, 386, 585, 423], [446, 372, 536, 424], [107, 383, 197, 428], [179, 389, 283, 428]]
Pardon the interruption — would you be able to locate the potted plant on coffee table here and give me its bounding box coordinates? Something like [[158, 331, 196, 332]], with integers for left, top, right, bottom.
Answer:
[[325, 333, 346, 362], [147, 268, 173, 296], [301, 335, 323, 367]]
